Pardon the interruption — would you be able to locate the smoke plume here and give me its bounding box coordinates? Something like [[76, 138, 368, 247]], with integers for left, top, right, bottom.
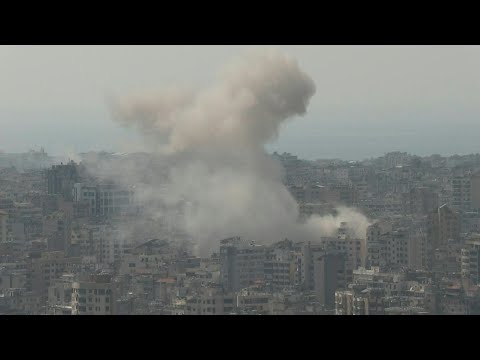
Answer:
[[100, 48, 369, 255]]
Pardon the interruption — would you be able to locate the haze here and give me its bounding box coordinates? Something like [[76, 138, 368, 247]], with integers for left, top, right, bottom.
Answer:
[[1, 45, 480, 159]]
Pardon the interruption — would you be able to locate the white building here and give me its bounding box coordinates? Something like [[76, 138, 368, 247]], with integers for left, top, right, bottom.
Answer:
[[73, 183, 135, 217], [47, 274, 75, 315]]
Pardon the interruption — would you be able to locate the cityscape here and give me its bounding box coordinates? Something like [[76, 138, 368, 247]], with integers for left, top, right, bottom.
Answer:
[[2, 149, 480, 315], [1, 45, 480, 315]]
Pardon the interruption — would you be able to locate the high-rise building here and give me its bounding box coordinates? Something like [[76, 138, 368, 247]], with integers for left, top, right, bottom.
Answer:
[[470, 172, 480, 211], [410, 187, 438, 215], [219, 237, 266, 292], [452, 175, 472, 211], [428, 204, 460, 250], [312, 249, 346, 309], [319, 222, 366, 274], [0, 198, 14, 235], [461, 237, 480, 286], [46, 162, 79, 201], [366, 223, 386, 269], [366, 221, 429, 271], [43, 211, 71, 252], [451, 172, 480, 212], [0, 210, 7, 243]]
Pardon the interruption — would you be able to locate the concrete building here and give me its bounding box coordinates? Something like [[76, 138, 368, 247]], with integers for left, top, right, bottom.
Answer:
[[95, 226, 128, 265], [313, 249, 346, 309], [43, 210, 71, 252], [428, 204, 460, 250], [0, 265, 26, 291], [335, 290, 354, 315], [47, 274, 74, 315], [71, 274, 115, 315], [366, 223, 387, 269], [73, 183, 135, 217], [298, 203, 335, 220], [367, 220, 430, 271], [319, 222, 366, 273], [452, 175, 472, 211], [385, 229, 410, 268], [263, 240, 299, 291], [26, 251, 81, 306], [336, 285, 387, 316], [451, 172, 480, 212], [461, 237, 480, 286], [69, 223, 95, 258], [461, 211, 480, 233], [471, 172, 480, 211], [0, 210, 7, 243], [236, 289, 274, 315], [384, 152, 410, 169], [72, 183, 97, 215], [352, 267, 407, 297], [219, 237, 266, 292], [0, 198, 13, 236], [46, 162, 79, 201], [185, 290, 237, 315], [410, 187, 438, 215]]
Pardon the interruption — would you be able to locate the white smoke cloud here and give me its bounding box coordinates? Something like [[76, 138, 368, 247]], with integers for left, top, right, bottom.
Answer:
[[100, 48, 370, 255]]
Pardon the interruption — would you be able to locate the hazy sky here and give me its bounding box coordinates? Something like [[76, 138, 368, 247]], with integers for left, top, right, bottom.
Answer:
[[1, 45, 480, 160]]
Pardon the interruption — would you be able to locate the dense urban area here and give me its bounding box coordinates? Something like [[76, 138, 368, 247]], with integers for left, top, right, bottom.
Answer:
[[1, 148, 480, 315]]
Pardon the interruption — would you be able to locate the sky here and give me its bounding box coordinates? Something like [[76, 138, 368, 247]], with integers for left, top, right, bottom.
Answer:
[[1, 45, 480, 160]]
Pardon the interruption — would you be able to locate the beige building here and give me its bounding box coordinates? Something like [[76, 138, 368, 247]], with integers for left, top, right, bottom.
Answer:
[[367, 225, 429, 271], [71, 274, 115, 315], [26, 251, 81, 306]]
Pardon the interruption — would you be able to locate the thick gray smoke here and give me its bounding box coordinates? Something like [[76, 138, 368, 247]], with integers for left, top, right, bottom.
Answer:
[[103, 48, 369, 255]]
